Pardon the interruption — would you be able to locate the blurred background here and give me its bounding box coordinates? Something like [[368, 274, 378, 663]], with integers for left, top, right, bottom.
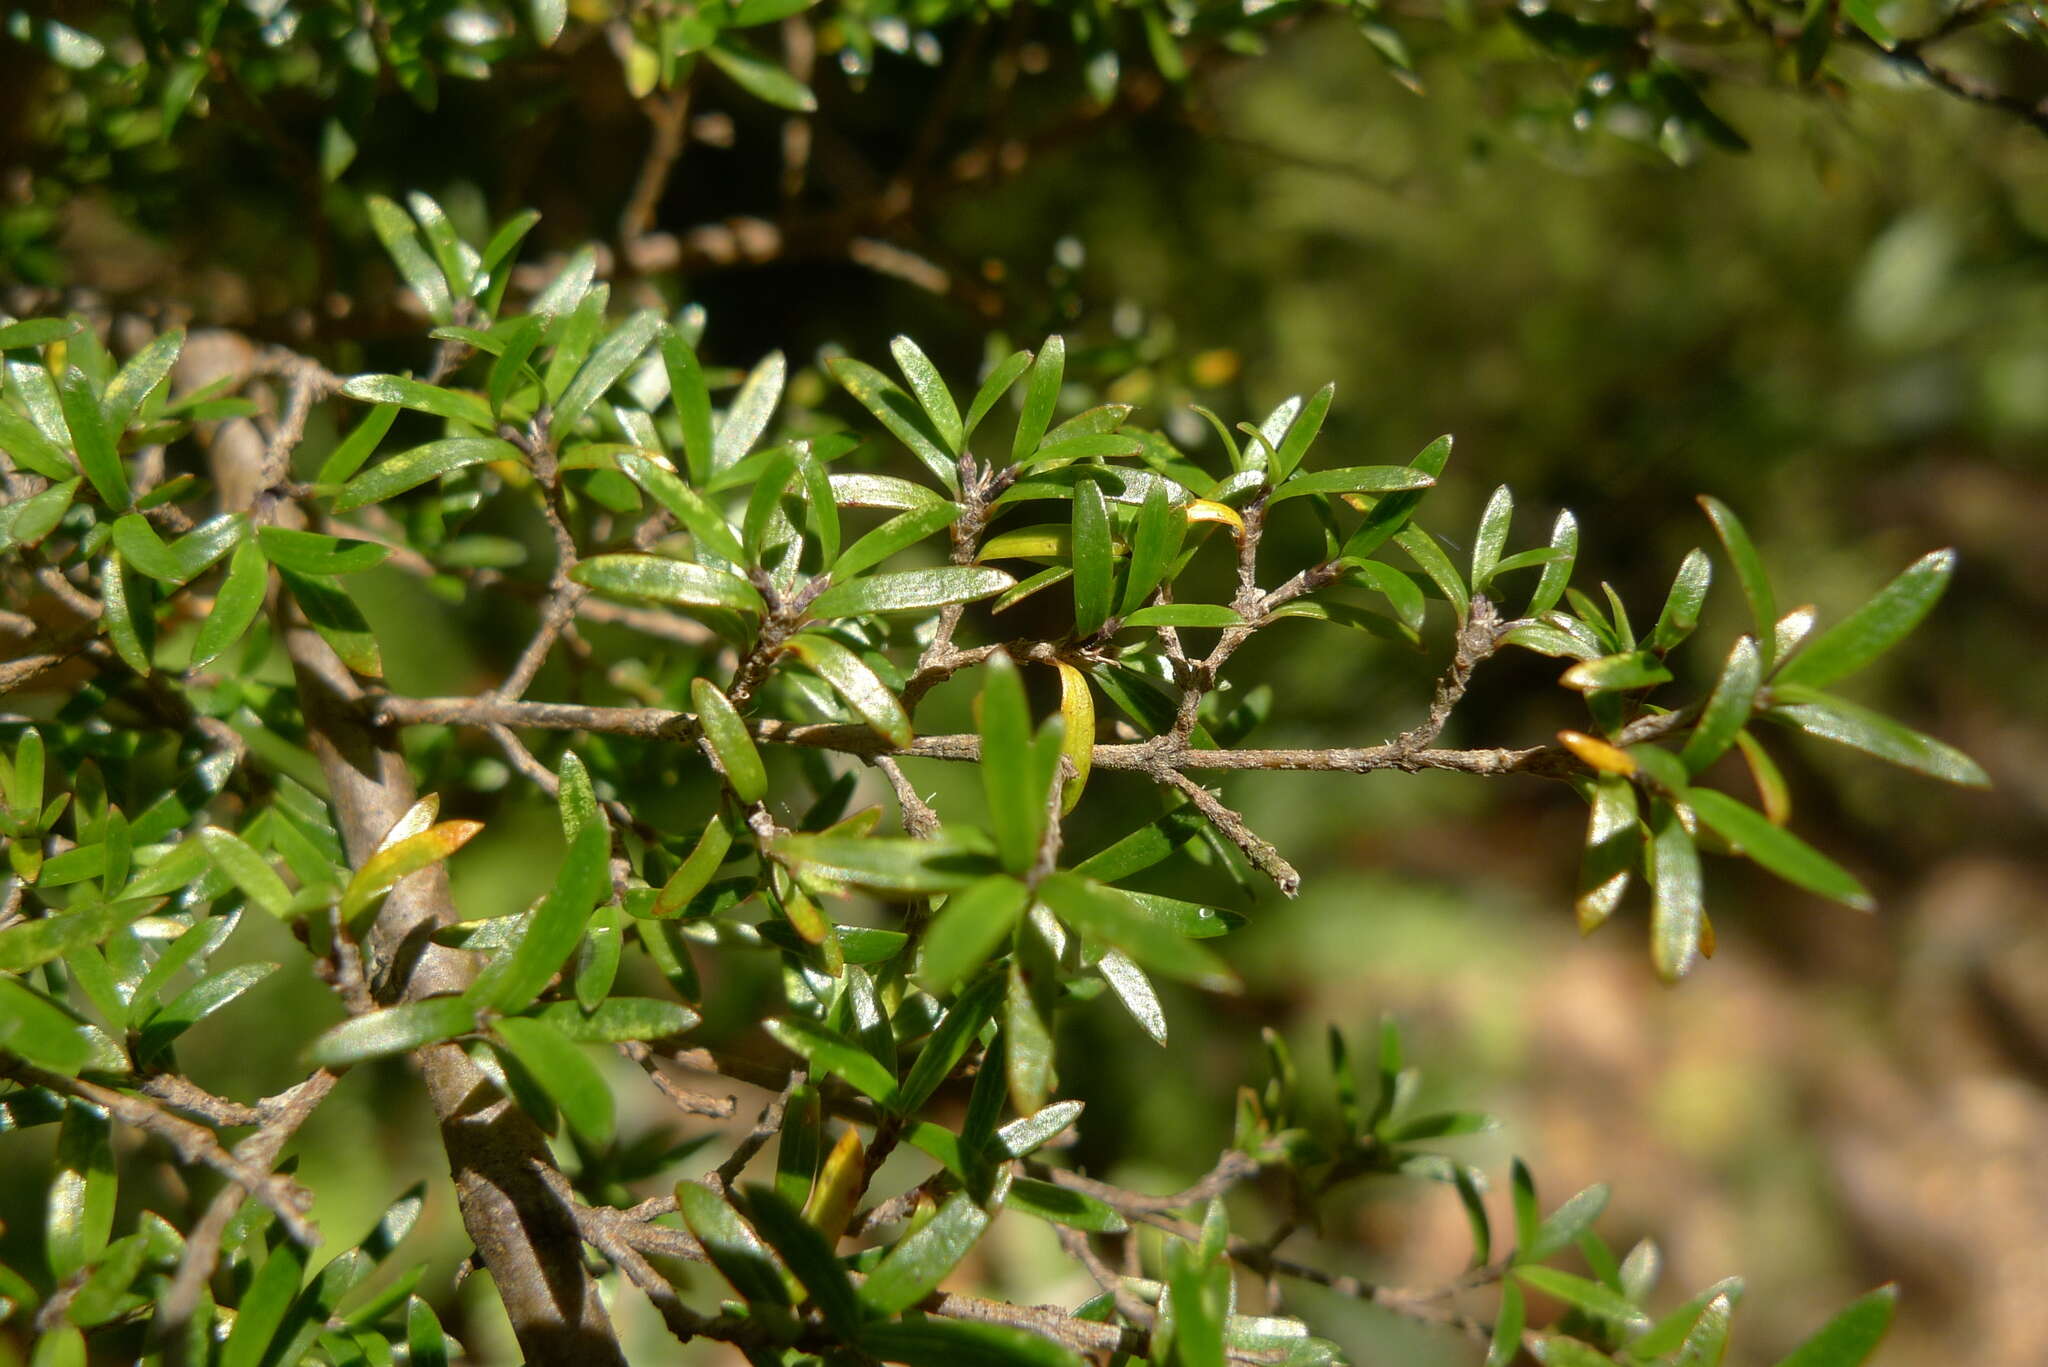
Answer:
[[4, 8, 2046, 1364]]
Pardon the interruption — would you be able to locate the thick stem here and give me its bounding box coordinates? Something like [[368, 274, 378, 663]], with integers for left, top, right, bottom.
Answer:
[[283, 628, 626, 1367]]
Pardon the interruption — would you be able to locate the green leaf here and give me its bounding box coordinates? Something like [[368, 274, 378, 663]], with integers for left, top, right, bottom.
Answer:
[[306, 996, 476, 1067], [0, 978, 96, 1073], [1528, 510, 1579, 615], [553, 309, 663, 433], [1576, 775, 1639, 934], [1470, 485, 1513, 593], [1627, 1279, 1746, 1361], [1681, 636, 1763, 774], [1773, 1285, 1897, 1366], [1037, 873, 1233, 989], [1561, 651, 1673, 694], [256, 527, 393, 576], [1687, 789, 1872, 909], [785, 633, 913, 747], [1513, 1266, 1651, 1330], [737, 1186, 860, 1332], [674, 1182, 791, 1307], [1012, 336, 1066, 463], [809, 566, 1013, 619], [656, 334, 716, 484], [859, 1191, 992, 1315], [366, 196, 453, 323], [1070, 478, 1114, 637], [980, 654, 1046, 874], [1340, 434, 1449, 559], [614, 452, 746, 565], [219, 1238, 306, 1367], [829, 356, 957, 492], [405, 1296, 449, 1367], [899, 970, 1005, 1114], [59, 366, 126, 509], [889, 335, 964, 454], [917, 876, 1030, 994], [832, 504, 962, 582], [0, 317, 78, 349], [1120, 481, 1185, 615], [1765, 685, 1988, 787], [467, 820, 610, 1012], [523, 996, 698, 1043], [717, 351, 786, 472], [1006, 1177, 1128, 1233], [861, 1318, 1086, 1367], [964, 349, 1032, 439], [707, 40, 818, 111], [1271, 382, 1335, 483], [1122, 604, 1240, 629], [1525, 1184, 1610, 1263], [101, 329, 183, 433], [1393, 524, 1471, 626], [1698, 497, 1777, 669], [1487, 1280, 1526, 1367], [137, 962, 277, 1061], [276, 566, 382, 677], [1775, 549, 1954, 690], [47, 1101, 115, 1280], [692, 679, 767, 802], [338, 374, 492, 429], [570, 553, 766, 615], [773, 831, 995, 896], [188, 536, 268, 672], [1648, 799, 1704, 983], [198, 826, 294, 918], [0, 478, 78, 552], [315, 403, 400, 487], [1647, 549, 1712, 653], [490, 1015, 615, 1147], [529, 0, 567, 46], [1841, 0, 1896, 48], [1274, 464, 1434, 503], [110, 512, 241, 584], [763, 1015, 899, 1106], [0, 407, 75, 481], [333, 437, 518, 512], [1167, 1240, 1231, 1367]]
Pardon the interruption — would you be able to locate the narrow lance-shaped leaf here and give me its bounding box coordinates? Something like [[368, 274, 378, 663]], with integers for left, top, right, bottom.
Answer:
[[1688, 789, 1873, 910], [858, 1191, 992, 1316], [917, 875, 1029, 994], [467, 820, 611, 1012], [1271, 381, 1334, 482], [784, 633, 912, 747], [828, 356, 957, 492], [1647, 548, 1712, 652], [490, 1016, 615, 1148], [333, 437, 519, 512], [1648, 798, 1704, 983], [964, 348, 1032, 438], [1055, 661, 1094, 814], [980, 654, 1045, 874], [1013, 335, 1066, 463], [692, 679, 767, 803], [306, 996, 477, 1067], [807, 567, 1013, 620], [1772, 1284, 1897, 1367], [890, 335, 964, 454], [1576, 775, 1638, 935], [1070, 477, 1113, 636], [59, 366, 127, 510], [1765, 685, 1989, 787], [1775, 549, 1955, 690], [570, 553, 765, 615], [673, 1181, 791, 1307], [898, 968, 1006, 1113], [736, 1186, 862, 1335], [1680, 634, 1762, 774], [1699, 496, 1778, 667], [1470, 485, 1513, 592]]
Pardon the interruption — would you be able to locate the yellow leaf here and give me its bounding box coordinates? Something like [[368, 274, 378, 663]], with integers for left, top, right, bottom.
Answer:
[[1557, 730, 1638, 777]]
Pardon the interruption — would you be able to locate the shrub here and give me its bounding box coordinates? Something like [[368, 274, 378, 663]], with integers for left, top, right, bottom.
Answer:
[[0, 5, 2000, 1366]]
